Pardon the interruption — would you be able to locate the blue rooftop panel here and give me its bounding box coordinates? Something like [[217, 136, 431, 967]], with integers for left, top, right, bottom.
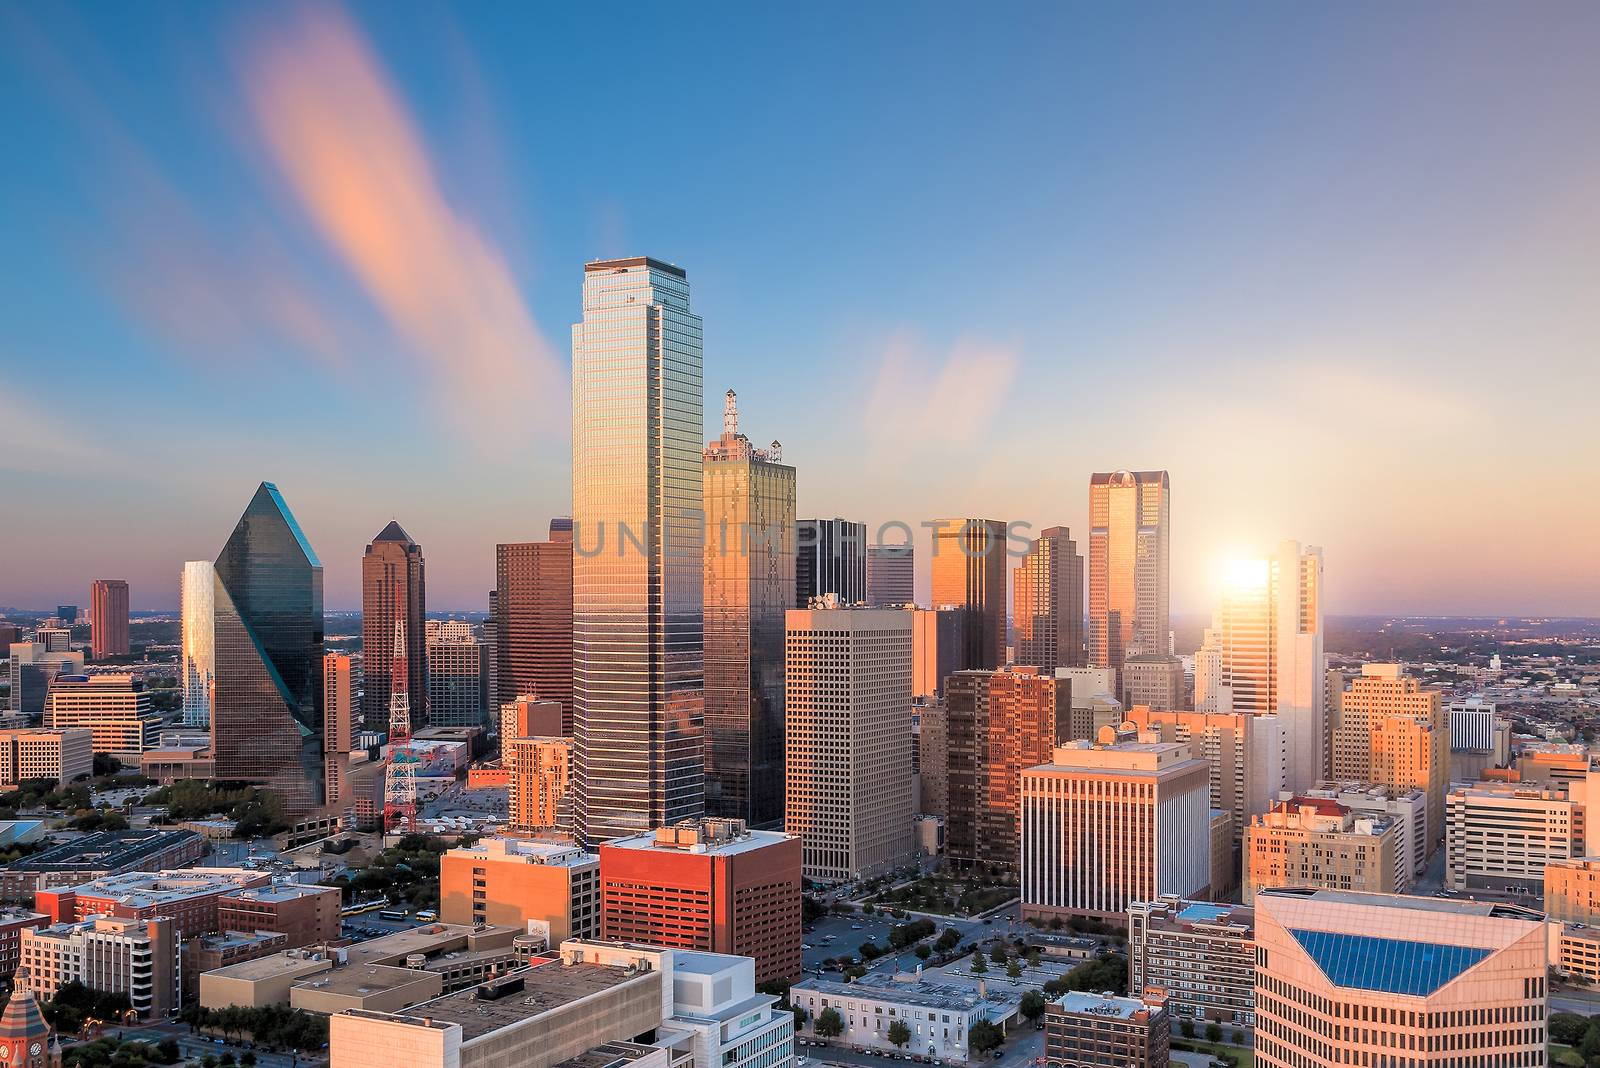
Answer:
[[1289, 929, 1490, 997], [1177, 903, 1231, 924]]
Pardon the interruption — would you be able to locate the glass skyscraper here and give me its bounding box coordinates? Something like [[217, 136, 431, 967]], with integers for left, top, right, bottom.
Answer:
[[703, 389, 795, 827], [1088, 470, 1170, 673], [571, 257, 705, 844], [180, 560, 216, 729], [210, 482, 326, 816]]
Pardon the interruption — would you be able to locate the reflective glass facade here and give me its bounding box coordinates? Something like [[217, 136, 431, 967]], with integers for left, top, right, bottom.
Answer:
[[1013, 526, 1085, 672], [703, 414, 795, 827], [795, 518, 866, 607], [929, 518, 1007, 671], [1088, 471, 1169, 671], [180, 561, 215, 729], [211, 482, 325, 816], [572, 257, 704, 843]]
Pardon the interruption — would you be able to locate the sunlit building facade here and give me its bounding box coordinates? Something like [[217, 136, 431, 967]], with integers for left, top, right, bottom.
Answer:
[[930, 518, 1007, 671], [571, 256, 705, 844], [323, 652, 353, 807], [89, 579, 129, 660], [1013, 526, 1085, 672], [703, 390, 795, 827], [180, 561, 216, 729], [866, 544, 914, 607], [361, 521, 427, 732], [209, 482, 326, 816], [1088, 471, 1169, 674], [495, 523, 574, 730]]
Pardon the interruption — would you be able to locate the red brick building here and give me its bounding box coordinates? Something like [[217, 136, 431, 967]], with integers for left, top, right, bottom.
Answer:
[[217, 883, 341, 947], [34, 869, 269, 940], [0, 909, 47, 986], [599, 818, 801, 985]]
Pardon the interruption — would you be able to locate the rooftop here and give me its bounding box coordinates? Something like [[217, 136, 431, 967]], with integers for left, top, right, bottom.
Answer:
[[387, 957, 650, 1042], [1052, 992, 1152, 1021], [59, 868, 261, 906], [205, 949, 334, 982], [341, 923, 517, 968], [449, 837, 596, 868], [223, 883, 338, 904], [606, 819, 795, 857], [793, 975, 985, 1013], [1258, 886, 1544, 922], [9, 830, 201, 874], [553, 1041, 661, 1068], [296, 963, 434, 998]]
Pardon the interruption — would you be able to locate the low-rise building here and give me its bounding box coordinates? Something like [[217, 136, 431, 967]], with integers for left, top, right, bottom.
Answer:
[[1446, 781, 1581, 892], [42, 674, 161, 755], [1244, 798, 1401, 899], [1043, 992, 1169, 1068], [1127, 897, 1253, 1028], [182, 930, 289, 1000], [0, 831, 207, 904], [1555, 924, 1600, 985], [139, 744, 216, 785], [218, 883, 342, 947], [1545, 858, 1600, 925], [20, 915, 178, 1018], [34, 868, 269, 940], [0, 909, 47, 986], [1296, 782, 1428, 880], [439, 837, 598, 943], [0, 728, 94, 787], [791, 972, 1015, 1063]]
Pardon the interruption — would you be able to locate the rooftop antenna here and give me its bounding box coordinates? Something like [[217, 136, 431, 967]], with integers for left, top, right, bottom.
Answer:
[[723, 389, 739, 437]]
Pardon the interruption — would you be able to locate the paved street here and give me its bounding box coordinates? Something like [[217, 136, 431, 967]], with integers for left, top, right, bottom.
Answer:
[[803, 904, 1028, 978], [90, 1021, 323, 1068]]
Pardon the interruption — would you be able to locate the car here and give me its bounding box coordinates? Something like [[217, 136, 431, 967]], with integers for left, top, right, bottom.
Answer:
[[992, 1051, 1003, 1060], [802, 944, 813, 950], [851, 924, 863, 930]]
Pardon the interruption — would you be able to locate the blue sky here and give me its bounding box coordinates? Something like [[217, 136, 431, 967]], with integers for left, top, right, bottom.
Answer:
[[2, 2, 1597, 615]]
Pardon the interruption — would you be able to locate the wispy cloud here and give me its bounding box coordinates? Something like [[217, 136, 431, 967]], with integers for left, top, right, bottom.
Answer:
[[864, 330, 1020, 448], [240, 5, 558, 436]]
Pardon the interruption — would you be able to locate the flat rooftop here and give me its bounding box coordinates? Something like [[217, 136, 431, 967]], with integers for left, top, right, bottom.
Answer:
[[554, 1041, 660, 1068], [341, 923, 516, 967], [224, 883, 336, 903], [297, 963, 431, 997], [9, 830, 200, 873], [1053, 992, 1148, 1020], [392, 958, 648, 1042], [1257, 886, 1544, 921], [605, 826, 795, 858], [794, 975, 983, 1012], [206, 950, 333, 982]]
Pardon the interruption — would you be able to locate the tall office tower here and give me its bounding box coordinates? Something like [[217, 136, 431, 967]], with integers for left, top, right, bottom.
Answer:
[[572, 257, 705, 845], [1123, 706, 1287, 858], [866, 544, 915, 606], [6, 644, 84, 715], [1195, 542, 1325, 792], [703, 389, 796, 827], [0, 622, 18, 651], [425, 633, 488, 727], [1253, 888, 1547, 1068], [795, 518, 866, 606], [500, 695, 563, 741], [930, 518, 1007, 671], [1013, 526, 1084, 671], [909, 607, 961, 699], [44, 674, 160, 755], [1087, 471, 1169, 674], [1448, 696, 1497, 752], [210, 482, 325, 817], [32, 628, 71, 653], [1121, 655, 1184, 710], [1020, 734, 1211, 925], [179, 562, 215, 729], [785, 605, 914, 882], [54, 607, 79, 627], [360, 522, 426, 733], [88, 580, 129, 660], [482, 589, 499, 708], [1330, 664, 1446, 848], [496, 522, 574, 732], [322, 653, 353, 806]]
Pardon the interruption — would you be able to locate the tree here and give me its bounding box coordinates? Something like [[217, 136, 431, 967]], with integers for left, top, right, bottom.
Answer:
[[1552, 1013, 1591, 1047], [1025, 948, 1041, 968], [814, 1007, 844, 1039], [971, 950, 988, 973], [968, 1020, 1003, 1056], [915, 944, 932, 960], [240, 1055, 257, 1068], [887, 1021, 912, 1049], [1005, 959, 1022, 979], [1204, 1022, 1223, 1044], [989, 943, 1009, 964], [1019, 991, 1047, 1026], [1230, 1030, 1245, 1047], [1179, 1020, 1196, 1039], [860, 941, 884, 960]]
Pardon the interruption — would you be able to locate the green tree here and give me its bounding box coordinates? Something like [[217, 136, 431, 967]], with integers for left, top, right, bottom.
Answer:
[[814, 1007, 844, 1039], [971, 950, 988, 973], [1019, 990, 1047, 1026], [1025, 948, 1041, 968], [1553, 1013, 1591, 1046], [1005, 959, 1022, 979], [914, 944, 932, 960], [989, 943, 1009, 964], [968, 1020, 1003, 1056], [1205, 1022, 1223, 1044], [1230, 1030, 1245, 1047], [887, 1020, 912, 1049], [1179, 1019, 1196, 1039]]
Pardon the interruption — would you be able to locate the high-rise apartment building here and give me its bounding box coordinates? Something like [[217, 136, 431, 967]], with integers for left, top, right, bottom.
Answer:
[[44, 674, 160, 755], [20, 916, 178, 1018], [599, 818, 801, 985], [1087, 471, 1169, 674], [506, 736, 572, 832], [322, 653, 354, 806], [795, 518, 867, 606], [1244, 798, 1403, 898], [1446, 782, 1581, 892], [1195, 542, 1324, 792], [180, 561, 216, 729], [1014, 526, 1084, 672], [930, 518, 1007, 671], [89, 580, 129, 660], [942, 666, 1067, 871], [426, 634, 488, 728], [1127, 896, 1255, 1029], [866, 544, 915, 606], [439, 836, 598, 942], [1328, 664, 1446, 850], [360, 522, 427, 732], [1253, 888, 1547, 1068], [1122, 706, 1287, 857], [1447, 696, 1498, 752], [499, 695, 563, 742], [784, 605, 914, 882], [702, 389, 795, 827], [495, 522, 574, 729], [209, 482, 325, 816], [1021, 735, 1211, 925], [571, 257, 705, 845]]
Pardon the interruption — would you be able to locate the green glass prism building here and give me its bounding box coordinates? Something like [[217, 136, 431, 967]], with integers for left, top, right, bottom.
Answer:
[[210, 482, 325, 816]]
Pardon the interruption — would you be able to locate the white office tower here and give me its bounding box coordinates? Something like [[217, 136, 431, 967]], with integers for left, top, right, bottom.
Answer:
[[1197, 541, 1324, 792], [1448, 697, 1498, 752]]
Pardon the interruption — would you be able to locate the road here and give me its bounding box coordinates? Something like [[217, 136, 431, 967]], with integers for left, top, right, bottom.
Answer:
[[1551, 987, 1600, 1017], [803, 904, 1028, 978], [92, 1021, 324, 1068], [803, 1021, 1043, 1068]]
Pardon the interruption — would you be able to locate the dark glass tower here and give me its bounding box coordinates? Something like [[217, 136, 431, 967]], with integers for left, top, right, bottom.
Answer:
[[211, 482, 325, 816], [795, 518, 866, 607]]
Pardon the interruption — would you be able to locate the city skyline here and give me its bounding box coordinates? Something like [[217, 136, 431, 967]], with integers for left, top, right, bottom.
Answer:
[[4, 4, 1600, 617]]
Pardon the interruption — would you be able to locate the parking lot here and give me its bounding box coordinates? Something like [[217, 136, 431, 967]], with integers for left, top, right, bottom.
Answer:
[[802, 903, 1026, 978]]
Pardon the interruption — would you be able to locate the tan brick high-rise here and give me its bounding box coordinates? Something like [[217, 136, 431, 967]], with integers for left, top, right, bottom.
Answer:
[[361, 521, 426, 732]]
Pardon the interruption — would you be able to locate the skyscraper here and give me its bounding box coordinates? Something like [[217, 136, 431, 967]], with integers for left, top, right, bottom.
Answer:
[[795, 518, 866, 606], [571, 256, 705, 844], [703, 389, 795, 827], [930, 518, 1007, 671], [360, 522, 426, 732], [1013, 526, 1084, 671], [496, 523, 574, 730], [89, 580, 129, 660], [323, 652, 353, 806], [210, 482, 325, 816], [1330, 664, 1446, 846], [179, 562, 215, 729], [866, 544, 915, 606], [1087, 471, 1169, 673]]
